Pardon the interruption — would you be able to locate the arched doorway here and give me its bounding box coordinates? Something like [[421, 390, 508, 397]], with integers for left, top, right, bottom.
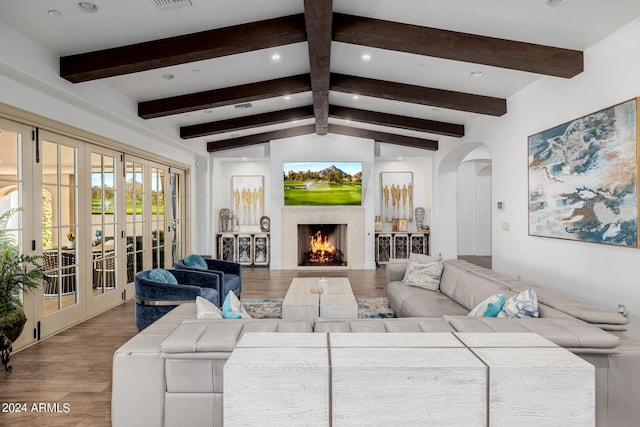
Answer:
[[435, 142, 492, 262]]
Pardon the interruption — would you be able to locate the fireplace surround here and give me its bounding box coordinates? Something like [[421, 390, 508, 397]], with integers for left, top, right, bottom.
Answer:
[[281, 207, 365, 269]]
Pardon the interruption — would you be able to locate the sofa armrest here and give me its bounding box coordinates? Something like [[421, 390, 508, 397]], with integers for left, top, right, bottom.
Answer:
[[385, 259, 410, 283]]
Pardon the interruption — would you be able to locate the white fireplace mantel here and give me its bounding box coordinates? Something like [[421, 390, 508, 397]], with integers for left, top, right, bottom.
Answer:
[[281, 207, 365, 269]]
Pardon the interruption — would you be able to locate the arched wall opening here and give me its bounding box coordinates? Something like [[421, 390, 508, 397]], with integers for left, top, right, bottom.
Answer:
[[435, 142, 492, 260]]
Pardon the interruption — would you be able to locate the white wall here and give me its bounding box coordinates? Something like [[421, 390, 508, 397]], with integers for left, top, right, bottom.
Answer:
[[209, 134, 434, 268], [463, 16, 640, 339]]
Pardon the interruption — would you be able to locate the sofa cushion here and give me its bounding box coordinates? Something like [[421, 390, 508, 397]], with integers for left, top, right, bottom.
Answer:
[[402, 260, 444, 291], [196, 296, 223, 319], [498, 288, 539, 318], [148, 268, 178, 285], [184, 254, 208, 270], [387, 281, 469, 318], [439, 261, 512, 310], [468, 294, 505, 317]]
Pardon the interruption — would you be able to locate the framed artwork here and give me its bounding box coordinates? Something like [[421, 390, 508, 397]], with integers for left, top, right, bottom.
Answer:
[[528, 98, 638, 247], [392, 219, 399, 232], [398, 219, 408, 232], [231, 175, 264, 229], [381, 172, 413, 222]]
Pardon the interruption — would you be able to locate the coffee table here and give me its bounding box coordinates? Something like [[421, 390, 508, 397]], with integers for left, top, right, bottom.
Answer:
[[282, 277, 358, 320]]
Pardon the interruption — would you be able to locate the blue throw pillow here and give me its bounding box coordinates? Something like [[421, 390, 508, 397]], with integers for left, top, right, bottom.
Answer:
[[148, 268, 178, 285], [222, 291, 251, 319], [184, 254, 208, 270], [468, 294, 505, 317]]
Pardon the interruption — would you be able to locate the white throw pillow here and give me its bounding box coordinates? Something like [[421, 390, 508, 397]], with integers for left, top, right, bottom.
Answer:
[[196, 296, 223, 319], [409, 253, 443, 263], [402, 261, 444, 292], [497, 288, 539, 318], [468, 294, 505, 317]]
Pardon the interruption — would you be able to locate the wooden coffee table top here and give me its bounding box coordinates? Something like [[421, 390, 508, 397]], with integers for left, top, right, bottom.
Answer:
[[282, 277, 357, 320]]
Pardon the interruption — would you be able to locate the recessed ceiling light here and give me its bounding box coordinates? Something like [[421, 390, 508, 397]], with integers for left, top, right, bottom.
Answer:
[[470, 70, 484, 77], [284, 96, 291, 101], [271, 53, 281, 61], [192, 69, 200, 74], [431, 107, 441, 112], [203, 110, 212, 114], [162, 73, 175, 80], [48, 9, 62, 17], [546, 0, 567, 6], [362, 53, 371, 61], [77, 2, 98, 12], [352, 95, 360, 100], [231, 133, 241, 138]]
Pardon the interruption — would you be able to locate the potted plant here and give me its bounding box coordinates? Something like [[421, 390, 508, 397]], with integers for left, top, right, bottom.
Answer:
[[0, 208, 43, 371]]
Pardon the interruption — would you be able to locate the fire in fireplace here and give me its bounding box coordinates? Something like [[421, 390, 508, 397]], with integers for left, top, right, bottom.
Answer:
[[298, 224, 347, 266]]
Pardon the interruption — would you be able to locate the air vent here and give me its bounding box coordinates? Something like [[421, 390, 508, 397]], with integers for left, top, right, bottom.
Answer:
[[234, 103, 253, 110], [152, 0, 193, 10]]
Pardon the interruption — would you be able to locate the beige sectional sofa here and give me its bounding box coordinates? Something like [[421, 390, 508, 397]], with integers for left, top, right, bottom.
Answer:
[[112, 259, 640, 427]]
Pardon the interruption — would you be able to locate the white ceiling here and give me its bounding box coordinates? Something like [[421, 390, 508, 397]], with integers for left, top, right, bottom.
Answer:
[[1, 0, 640, 151]]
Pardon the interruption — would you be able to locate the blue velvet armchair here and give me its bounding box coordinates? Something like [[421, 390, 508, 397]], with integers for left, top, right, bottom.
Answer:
[[174, 257, 241, 306], [134, 269, 220, 330]]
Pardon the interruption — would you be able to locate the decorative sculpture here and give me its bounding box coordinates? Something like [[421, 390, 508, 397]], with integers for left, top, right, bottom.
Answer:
[[219, 208, 232, 232], [415, 207, 426, 230]]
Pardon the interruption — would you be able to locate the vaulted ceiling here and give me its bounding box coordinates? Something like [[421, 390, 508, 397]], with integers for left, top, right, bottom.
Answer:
[[3, 0, 640, 154]]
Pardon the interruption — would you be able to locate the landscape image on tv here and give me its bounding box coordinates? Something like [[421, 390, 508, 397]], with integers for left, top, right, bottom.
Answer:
[[283, 161, 363, 206]]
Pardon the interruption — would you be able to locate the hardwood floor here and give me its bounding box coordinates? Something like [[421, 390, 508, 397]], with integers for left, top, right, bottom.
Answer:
[[0, 267, 388, 426]]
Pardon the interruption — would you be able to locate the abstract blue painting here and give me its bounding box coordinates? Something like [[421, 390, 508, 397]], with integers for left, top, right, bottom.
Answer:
[[528, 98, 638, 247]]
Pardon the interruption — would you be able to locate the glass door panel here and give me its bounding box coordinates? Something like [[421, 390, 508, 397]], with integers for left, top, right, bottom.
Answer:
[[41, 140, 78, 314], [151, 166, 167, 268], [170, 169, 188, 263], [125, 157, 146, 289], [91, 152, 118, 296]]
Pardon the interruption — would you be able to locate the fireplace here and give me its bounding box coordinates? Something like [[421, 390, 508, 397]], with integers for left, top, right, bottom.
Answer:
[[298, 224, 347, 267]]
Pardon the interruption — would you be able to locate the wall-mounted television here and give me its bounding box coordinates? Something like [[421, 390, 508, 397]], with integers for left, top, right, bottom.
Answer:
[[283, 161, 362, 206]]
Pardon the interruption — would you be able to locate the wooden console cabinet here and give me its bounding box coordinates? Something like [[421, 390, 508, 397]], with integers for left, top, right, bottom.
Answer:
[[375, 232, 430, 266], [217, 233, 270, 266]]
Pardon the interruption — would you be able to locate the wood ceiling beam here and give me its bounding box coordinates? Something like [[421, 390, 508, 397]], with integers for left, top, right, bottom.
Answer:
[[181, 106, 314, 139], [60, 14, 307, 83], [331, 73, 506, 116], [329, 105, 464, 138], [333, 13, 583, 78], [303, 0, 333, 135], [139, 74, 311, 119], [207, 124, 316, 152], [328, 124, 438, 151]]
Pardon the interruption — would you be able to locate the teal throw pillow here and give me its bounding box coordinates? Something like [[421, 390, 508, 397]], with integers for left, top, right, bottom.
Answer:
[[222, 291, 251, 319], [148, 268, 178, 285], [468, 294, 505, 317], [184, 254, 208, 270]]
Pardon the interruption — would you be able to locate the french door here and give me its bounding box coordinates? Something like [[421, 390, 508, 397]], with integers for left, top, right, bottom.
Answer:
[[36, 131, 85, 337], [86, 145, 127, 316], [0, 115, 189, 350], [0, 118, 35, 350]]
